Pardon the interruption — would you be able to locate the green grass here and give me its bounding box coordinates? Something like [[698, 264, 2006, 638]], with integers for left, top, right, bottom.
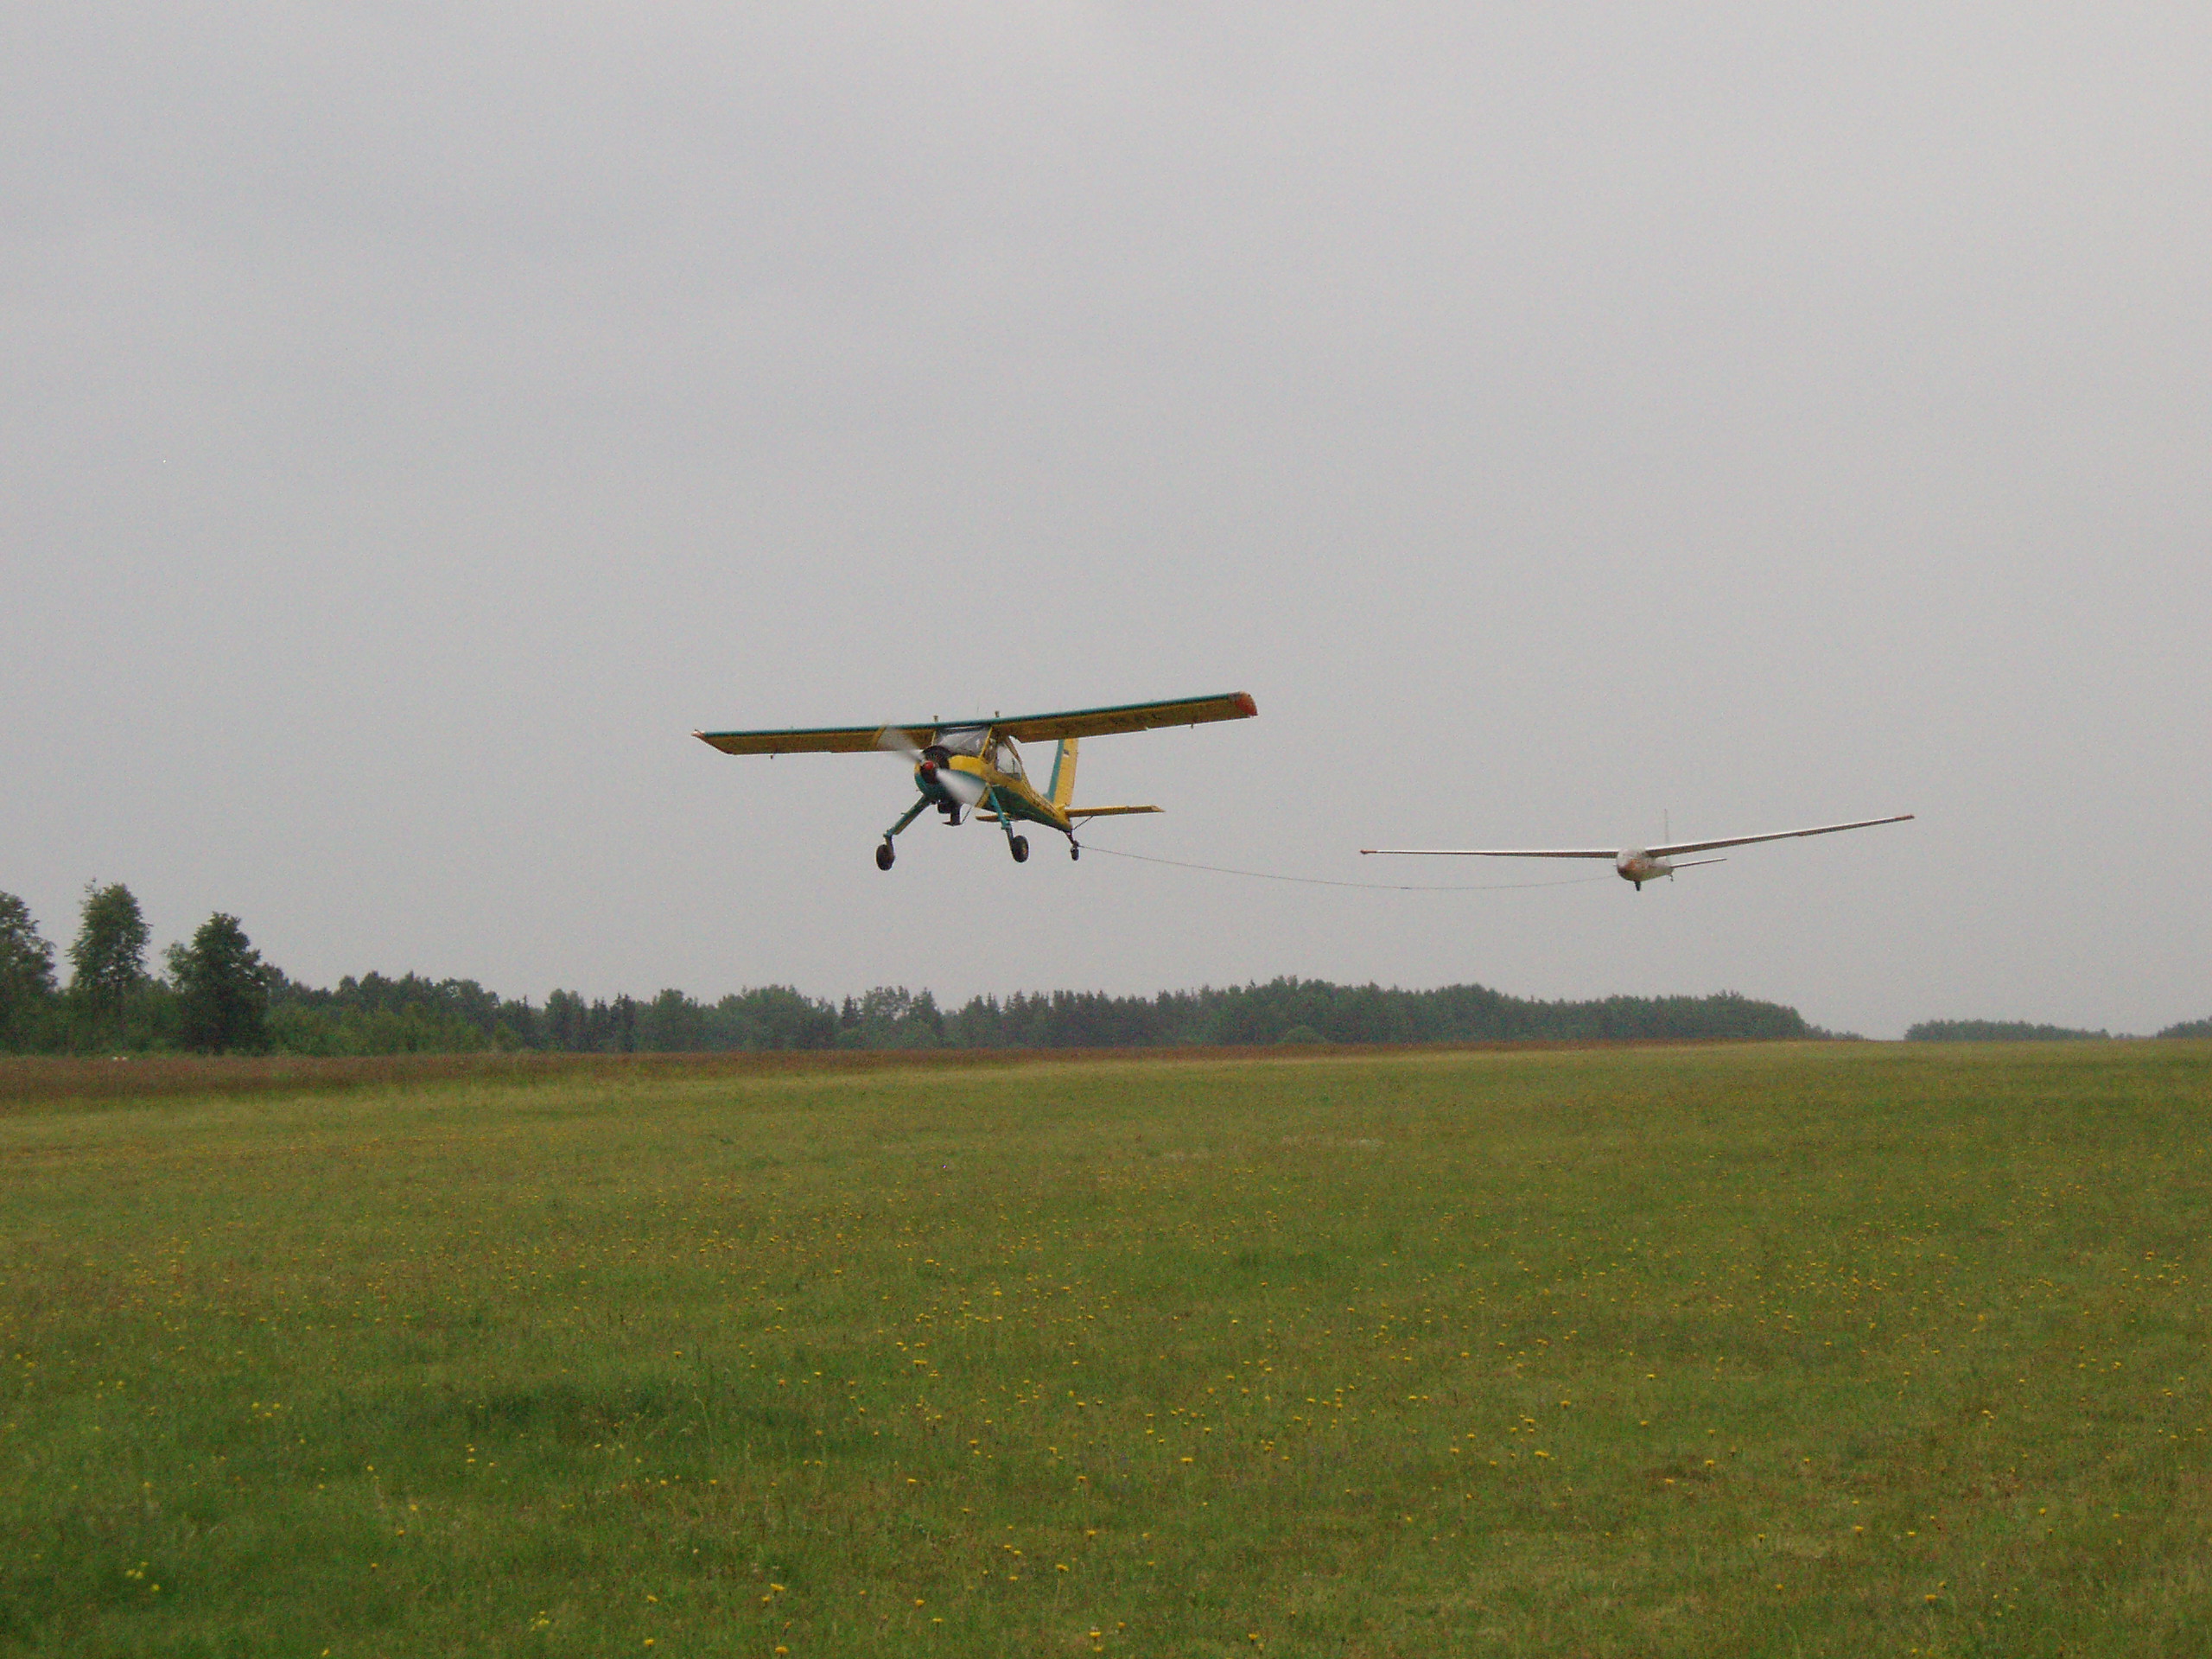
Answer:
[[4, 1040, 2211, 1656]]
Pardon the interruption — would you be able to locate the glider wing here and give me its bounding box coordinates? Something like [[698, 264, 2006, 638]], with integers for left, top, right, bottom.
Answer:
[[1646, 814, 1915, 858], [1360, 846, 1618, 858]]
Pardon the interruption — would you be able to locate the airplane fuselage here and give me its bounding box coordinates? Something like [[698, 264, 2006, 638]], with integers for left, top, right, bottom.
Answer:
[[914, 748, 1071, 833]]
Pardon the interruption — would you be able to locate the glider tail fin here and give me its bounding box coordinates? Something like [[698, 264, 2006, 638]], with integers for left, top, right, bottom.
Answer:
[[1048, 737, 1078, 809]]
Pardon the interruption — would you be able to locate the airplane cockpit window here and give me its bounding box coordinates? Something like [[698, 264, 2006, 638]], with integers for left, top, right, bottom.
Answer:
[[934, 728, 988, 758], [992, 739, 1024, 778]]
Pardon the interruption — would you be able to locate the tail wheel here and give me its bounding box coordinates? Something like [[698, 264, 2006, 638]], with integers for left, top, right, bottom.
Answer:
[[1069, 842, 1081, 861], [1009, 836, 1030, 863], [875, 841, 895, 871]]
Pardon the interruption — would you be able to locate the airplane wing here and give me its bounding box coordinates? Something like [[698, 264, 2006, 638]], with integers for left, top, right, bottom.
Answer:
[[695, 693, 1255, 756], [995, 692, 1257, 743], [693, 724, 893, 756], [1068, 804, 1163, 819], [1646, 814, 1914, 857], [1360, 846, 1618, 858]]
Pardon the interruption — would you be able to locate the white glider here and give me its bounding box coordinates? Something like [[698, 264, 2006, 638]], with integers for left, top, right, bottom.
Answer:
[[1360, 814, 1915, 890]]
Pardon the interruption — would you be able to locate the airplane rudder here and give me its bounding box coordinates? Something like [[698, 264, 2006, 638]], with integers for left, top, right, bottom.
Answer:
[[1049, 737, 1079, 808]]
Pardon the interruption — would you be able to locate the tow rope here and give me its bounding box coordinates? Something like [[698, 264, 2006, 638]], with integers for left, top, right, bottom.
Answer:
[[1079, 843, 1615, 893]]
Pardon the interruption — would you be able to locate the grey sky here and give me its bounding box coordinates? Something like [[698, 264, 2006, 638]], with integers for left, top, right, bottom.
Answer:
[[4, 3, 2206, 1038]]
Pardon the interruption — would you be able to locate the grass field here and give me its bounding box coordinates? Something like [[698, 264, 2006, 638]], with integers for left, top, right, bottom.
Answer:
[[4, 1040, 2210, 1656]]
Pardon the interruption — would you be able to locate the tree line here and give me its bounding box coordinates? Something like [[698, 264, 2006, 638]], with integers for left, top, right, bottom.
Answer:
[[0, 880, 1907, 1058], [1904, 1019, 2117, 1042], [2, 885, 279, 1055], [1904, 1018, 2212, 1041]]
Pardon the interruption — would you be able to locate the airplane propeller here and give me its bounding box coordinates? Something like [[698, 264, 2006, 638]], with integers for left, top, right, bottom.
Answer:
[[875, 726, 986, 808], [873, 725, 925, 761]]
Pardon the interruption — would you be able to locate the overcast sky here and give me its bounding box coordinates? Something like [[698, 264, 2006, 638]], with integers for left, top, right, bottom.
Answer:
[[5, 3, 2207, 1038]]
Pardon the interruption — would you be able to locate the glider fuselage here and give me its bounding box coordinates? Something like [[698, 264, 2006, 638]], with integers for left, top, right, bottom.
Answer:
[[1615, 849, 1666, 887]]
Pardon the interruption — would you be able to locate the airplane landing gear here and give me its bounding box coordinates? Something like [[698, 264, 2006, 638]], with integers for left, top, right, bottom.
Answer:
[[878, 794, 930, 870], [1008, 835, 1030, 863], [1069, 841, 1081, 861]]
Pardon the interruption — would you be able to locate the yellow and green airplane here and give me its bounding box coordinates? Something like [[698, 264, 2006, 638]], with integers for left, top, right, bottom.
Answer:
[[695, 692, 1258, 869]]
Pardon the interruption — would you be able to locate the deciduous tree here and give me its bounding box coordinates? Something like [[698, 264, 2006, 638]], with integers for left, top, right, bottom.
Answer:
[[0, 892, 57, 1052], [67, 881, 149, 1042], [167, 912, 275, 1054]]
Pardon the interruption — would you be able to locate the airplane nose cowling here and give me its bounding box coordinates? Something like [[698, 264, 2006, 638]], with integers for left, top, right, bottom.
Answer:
[[915, 753, 985, 810]]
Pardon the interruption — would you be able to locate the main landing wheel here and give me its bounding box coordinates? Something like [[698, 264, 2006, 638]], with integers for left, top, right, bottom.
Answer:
[[875, 841, 895, 871], [1008, 835, 1030, 863]]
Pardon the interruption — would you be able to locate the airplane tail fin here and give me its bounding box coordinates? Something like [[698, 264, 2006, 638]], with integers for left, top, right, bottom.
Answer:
[[1051, 735, 1162, 819], [1048, 737, 1078, 809]]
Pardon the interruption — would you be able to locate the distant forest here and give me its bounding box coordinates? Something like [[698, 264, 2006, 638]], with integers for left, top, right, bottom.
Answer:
[[257, 976, 1824, 1055], [8, 883, 2203, 1058], [1, 881, 1833, 1057], [1906, 1020, 2118, 1042]]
